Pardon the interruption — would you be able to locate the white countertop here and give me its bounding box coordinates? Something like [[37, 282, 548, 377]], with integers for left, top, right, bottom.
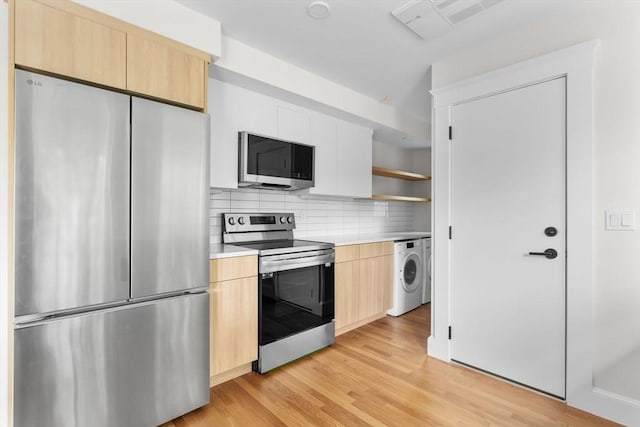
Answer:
[[318, 232, 430, 246], [210, 232, 431, 258], [209, 244, 259, 260]]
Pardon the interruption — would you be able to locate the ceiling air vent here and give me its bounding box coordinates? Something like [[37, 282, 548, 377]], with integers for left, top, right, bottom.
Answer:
[[431, 0, 506, 25], [391, 0, 452, 41]]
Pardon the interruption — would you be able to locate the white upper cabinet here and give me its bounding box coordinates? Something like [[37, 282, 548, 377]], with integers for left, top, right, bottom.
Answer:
[[237, 89, 277, 137], [209, 78, 239, 189], [308, 113, 338, 195], [335, 120, 373, 198], [277, 106, 309, 144], [208, 78, 373, 196]]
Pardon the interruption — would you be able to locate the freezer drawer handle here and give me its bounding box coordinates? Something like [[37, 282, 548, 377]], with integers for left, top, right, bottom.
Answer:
[[528, 248, 558, 259]]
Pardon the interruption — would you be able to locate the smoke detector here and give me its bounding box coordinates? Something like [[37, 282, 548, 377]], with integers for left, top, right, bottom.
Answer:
[[307, 1, 331, 19], [392, 0, 506, 40]]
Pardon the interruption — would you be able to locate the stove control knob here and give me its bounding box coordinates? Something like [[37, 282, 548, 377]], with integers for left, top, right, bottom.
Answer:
[[287, 216, 293, 224], [238, 216, 245, 225], [228, 217, 235, 226], [279, 216, 286, 224]]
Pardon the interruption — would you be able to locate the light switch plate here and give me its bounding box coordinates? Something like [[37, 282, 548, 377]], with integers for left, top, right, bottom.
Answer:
[[605, 209, 636, 231]]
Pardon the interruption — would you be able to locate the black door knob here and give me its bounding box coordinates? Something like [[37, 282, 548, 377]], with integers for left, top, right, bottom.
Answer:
[[528, 248, 558, 259], [545, 227, 558, 237]]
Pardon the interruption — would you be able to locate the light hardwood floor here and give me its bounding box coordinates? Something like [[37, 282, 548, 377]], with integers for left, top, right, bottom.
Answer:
[[163, 304, 617, 426]]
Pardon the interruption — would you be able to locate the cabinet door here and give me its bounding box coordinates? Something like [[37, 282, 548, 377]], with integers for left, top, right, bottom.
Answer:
[[127, 34, 206, 109], [334, 261, 360, 330], [209, 277, 258, 375], [15, 0, 126, 89], [308, 113, 337, 196], [209, 79, 240, 189], [380, 254, 394, 311], [359, 255, 393, 317], [336, 121, 373, 198], [277, 106, 309, 143], [237, 89, 277, 137]]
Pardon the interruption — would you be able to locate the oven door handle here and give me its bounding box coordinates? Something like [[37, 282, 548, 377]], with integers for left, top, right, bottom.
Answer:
[[260, 253, 334, 274]]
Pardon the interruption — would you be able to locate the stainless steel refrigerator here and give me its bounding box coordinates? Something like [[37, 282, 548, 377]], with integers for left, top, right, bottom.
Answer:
[[13, 70, 210, 427]]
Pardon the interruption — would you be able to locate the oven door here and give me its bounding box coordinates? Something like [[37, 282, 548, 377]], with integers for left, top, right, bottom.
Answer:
[[258, 253, 334, 346]]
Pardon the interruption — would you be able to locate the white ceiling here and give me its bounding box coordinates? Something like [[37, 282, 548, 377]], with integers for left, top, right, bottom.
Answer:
[[176, 0, 580, 133]]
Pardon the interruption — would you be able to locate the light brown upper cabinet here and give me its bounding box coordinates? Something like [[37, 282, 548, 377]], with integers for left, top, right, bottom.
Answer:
[[126, 34, 206, 109], [13, 0, 210, 110], [15, 0, 127, 89]]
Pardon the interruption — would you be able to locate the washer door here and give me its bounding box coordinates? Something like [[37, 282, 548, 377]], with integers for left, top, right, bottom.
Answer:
[[401, 253, 423, 293]]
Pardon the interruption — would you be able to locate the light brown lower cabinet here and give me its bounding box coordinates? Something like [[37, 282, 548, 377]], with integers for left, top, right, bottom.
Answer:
[[359, 255, 393, 318], [335, 261, 360, 330], [208, 256, 258, 386], [335, 242, 393, 335]]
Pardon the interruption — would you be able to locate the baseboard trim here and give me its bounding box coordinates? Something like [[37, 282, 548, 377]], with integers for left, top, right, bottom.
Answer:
[[336, 312, 387, 336], [209, 363, 253, 387]]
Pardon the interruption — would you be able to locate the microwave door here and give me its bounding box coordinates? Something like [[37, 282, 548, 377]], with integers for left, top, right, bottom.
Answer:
[[255, 142, 291, 178], [239, 132, 314, 189], [291, 143, 314, 181]]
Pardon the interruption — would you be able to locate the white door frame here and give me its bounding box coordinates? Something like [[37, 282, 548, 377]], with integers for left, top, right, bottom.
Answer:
[[429, 40, 640, 424]]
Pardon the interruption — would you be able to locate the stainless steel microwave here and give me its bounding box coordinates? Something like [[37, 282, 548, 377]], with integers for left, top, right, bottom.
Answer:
[[238, 131, 315, 190]]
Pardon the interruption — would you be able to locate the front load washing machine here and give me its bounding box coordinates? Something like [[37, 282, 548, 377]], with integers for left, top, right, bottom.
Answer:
[[387, 238, 426, 316]]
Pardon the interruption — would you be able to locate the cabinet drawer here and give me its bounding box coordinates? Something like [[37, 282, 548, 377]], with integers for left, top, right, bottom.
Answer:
[[359, 241, 393, 259], [335, 245, 360, 263], [127, 34, 206, 109], [15, 0, 127, 89], [209, 256, 258, 283]]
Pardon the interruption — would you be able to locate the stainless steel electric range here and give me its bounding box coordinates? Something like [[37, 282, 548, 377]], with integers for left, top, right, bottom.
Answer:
[[223, 212, 335, 373]]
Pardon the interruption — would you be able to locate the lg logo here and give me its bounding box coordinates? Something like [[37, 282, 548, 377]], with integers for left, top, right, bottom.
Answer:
[[26, 79, 43, 87]]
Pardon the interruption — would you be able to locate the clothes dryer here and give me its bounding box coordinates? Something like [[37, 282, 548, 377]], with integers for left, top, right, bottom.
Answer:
[[422, 237, 432, 304]]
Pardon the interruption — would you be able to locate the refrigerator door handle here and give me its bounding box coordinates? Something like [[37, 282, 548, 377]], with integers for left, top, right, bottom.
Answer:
[[121, 257, 130, 282]]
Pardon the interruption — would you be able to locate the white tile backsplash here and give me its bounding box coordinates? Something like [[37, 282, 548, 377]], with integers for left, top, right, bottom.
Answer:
[[209, 188, 416, 244]]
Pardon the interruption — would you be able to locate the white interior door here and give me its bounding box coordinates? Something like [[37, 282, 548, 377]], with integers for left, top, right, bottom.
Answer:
[[450, 77, 566, 398]]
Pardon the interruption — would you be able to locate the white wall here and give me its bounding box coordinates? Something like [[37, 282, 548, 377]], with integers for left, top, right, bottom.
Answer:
[[432, 0, 640, 412], [71, 0, 221, 58], [370, 142, 431, 232], [0, 2, 9, 425], [372, 141, 415, 197], [209, 189, 416, 244]]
